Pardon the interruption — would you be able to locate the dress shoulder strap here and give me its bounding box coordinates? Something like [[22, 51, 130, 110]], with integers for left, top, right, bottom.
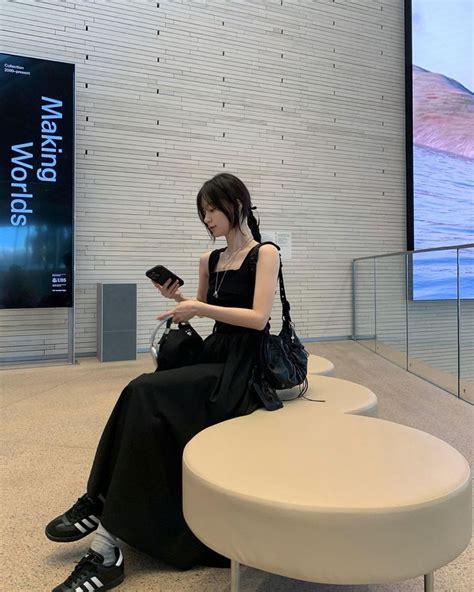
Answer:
[[208, 248, 224, 274], [248, 242, 291, 321], [248, 241, 281, 272]]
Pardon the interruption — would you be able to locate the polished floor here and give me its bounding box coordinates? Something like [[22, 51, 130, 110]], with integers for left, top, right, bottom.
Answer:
[[1, 341, 472, 591]]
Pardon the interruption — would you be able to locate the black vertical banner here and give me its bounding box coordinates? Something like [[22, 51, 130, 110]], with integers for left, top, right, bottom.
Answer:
[[0, 54, 74, 308]]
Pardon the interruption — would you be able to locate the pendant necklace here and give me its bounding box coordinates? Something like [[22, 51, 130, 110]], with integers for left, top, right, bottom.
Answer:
[[213, 237, 253, 299]]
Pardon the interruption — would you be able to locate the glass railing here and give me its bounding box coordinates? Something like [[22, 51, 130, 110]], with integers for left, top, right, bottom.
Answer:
[[353, 244, 473, 404]]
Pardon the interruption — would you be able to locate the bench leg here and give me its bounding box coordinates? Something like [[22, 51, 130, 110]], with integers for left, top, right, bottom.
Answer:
[[424, 572, 434, 592], [231, 560, 241, 592]]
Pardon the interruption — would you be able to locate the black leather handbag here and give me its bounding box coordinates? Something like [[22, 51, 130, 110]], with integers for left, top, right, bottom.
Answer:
[[150, 317, 204, 371], [259, 245, 308, 396]]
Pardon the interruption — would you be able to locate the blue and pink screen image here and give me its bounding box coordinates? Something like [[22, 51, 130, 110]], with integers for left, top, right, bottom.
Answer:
[[411, 0, 473, 299]]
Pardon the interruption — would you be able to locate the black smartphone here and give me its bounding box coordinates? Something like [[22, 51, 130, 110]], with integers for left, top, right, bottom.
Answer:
[[145, 265, 184, 287]]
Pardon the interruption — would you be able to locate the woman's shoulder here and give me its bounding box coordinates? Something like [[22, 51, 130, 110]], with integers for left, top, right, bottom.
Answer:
[[200, 248, 224, 274], [199, 250, 212, 263], [200, 247, 223, 261], [257, 242, 280, 256], [249, 241, 280, 272]]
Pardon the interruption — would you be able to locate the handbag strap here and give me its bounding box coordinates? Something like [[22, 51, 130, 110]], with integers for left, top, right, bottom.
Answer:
[[150, 316, 195, 350], [256, 242, 292, 324], [150, 316, 173, 347]]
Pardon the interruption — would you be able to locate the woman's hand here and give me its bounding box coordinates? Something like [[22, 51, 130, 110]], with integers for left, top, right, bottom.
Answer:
[[154, 279, 183, 302], [157, 300, 203, 323]]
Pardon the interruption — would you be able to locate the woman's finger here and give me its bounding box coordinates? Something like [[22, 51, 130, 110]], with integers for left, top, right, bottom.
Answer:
[[154, 278, 180, 299], [157, 310, 174, 321]]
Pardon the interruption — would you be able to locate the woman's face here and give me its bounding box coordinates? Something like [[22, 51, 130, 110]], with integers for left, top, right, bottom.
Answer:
[[202, 201, 231, 238]]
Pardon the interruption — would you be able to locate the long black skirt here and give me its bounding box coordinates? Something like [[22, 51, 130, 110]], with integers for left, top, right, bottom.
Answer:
[[87, 329, 262, 570]]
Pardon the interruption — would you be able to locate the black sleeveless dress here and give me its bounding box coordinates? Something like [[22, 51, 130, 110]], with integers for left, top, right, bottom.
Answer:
[[87, 245, 269, 569]]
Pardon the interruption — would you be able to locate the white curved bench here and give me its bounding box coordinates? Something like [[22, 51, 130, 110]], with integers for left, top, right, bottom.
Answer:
[[278, 375, 378, 417], [183, 411, 471, 591], [307, 353, 334, 376]]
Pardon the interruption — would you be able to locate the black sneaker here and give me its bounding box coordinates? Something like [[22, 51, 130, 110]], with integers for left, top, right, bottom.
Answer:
[[46, 494, 103, 542], [52, 548, 124, 592]]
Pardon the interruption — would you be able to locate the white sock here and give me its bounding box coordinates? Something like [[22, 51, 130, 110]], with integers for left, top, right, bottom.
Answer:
[[90, 522, 120, 566]]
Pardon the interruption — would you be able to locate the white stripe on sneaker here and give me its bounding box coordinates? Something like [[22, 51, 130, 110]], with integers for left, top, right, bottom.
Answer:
[[75, 587, 84, 592], [82, 518, 95, 529], [89, 514, 100, 524], [115, 548, 124, 567], [91, 576, 104, 588], [74, 522, 87, 534], [83, 582, 95, 592]]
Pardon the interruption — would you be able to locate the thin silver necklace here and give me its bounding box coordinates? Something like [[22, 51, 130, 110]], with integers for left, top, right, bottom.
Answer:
[[213, 237, 253, 299]]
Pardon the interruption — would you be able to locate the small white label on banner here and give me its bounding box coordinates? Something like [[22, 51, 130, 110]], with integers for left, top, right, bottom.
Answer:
[[260, 231, 276, 243], [260, 231, 292, 260], [276, 231, 292, 260]]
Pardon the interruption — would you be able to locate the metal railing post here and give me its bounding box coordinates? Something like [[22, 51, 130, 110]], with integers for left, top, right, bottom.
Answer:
[[373, 258, 377, 351], [457, 249, 461, 398], [405, 252, 409, 371], [352, 260, 356, 340]]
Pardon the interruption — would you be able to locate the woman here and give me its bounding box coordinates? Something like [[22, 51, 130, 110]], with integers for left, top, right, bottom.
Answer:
[[46, 173, 280, 591]]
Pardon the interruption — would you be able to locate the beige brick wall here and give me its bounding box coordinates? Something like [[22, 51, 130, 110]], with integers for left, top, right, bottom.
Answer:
[[0, 0, 406, 360]]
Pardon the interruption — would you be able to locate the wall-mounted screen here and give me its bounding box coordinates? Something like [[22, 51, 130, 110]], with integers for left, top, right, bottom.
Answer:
[[406, 0, 473, 300], [0, 54, 74, 308]]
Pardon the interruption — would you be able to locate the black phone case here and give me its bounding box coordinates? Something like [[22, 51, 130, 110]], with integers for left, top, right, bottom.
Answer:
[[145, 265, 184, 286]]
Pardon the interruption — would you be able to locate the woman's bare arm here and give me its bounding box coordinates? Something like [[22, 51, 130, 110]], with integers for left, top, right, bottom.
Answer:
[[196, 251, 211, 302]]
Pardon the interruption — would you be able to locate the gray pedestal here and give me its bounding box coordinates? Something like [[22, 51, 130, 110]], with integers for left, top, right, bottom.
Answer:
[[97, 283, 137, 362]]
